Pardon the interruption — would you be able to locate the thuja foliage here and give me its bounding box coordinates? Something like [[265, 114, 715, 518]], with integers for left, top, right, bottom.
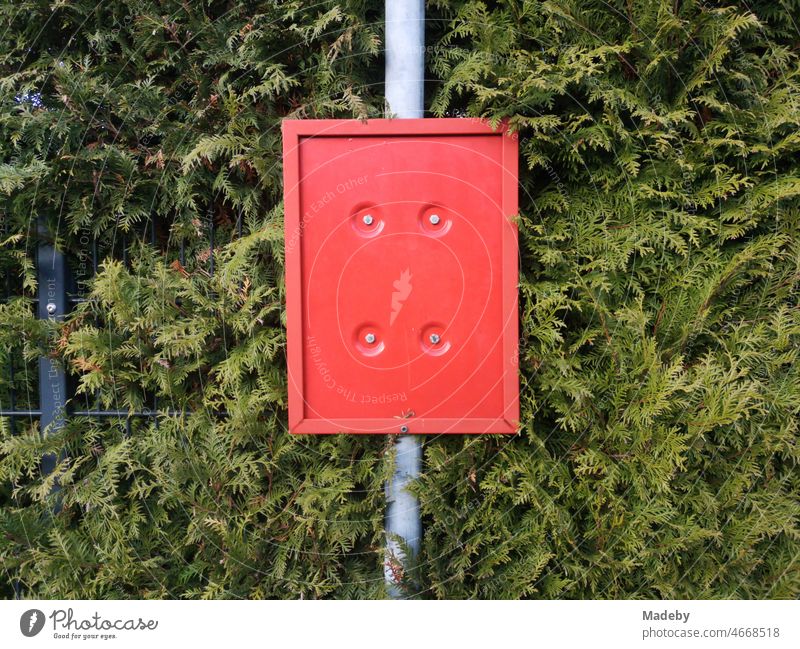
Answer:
[[0, 0, 389, 599], [1, 0, 799, 598]]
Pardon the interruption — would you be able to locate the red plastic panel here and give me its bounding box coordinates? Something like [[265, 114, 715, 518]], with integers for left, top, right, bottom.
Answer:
[[282, 119, 518, 434]]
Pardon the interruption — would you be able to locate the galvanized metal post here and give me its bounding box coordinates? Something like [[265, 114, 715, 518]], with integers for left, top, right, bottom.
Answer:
[[37, 220, 67, 498], [384, 0, 425, 598], [385, 0, 425, 119]]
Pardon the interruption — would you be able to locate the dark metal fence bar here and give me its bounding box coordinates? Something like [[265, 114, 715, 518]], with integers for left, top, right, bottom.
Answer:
[[21, 296, 88, 304], [7, 346, 17, 436], [92, 237, 98, 275], [36, 220, 67, 479], [1, 409, 212, 417], [70, 410, 185, 417], [0, 410, 42, 417], [3, 225, 18, 434], [208, 203, 215, 276], [1, 409, 223, 420]]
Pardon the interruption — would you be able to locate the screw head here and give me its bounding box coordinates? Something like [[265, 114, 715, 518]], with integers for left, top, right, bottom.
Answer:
[[362, 214, 374, 226], [400, 425, 409, 433], [46, 302, 57, 315], [429, 214, 441, 225], [429, 333, 441, 344], [364, 333, 376, 344]]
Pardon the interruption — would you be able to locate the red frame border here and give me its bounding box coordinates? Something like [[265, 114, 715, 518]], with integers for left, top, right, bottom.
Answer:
[[282, 118, 519, 434]]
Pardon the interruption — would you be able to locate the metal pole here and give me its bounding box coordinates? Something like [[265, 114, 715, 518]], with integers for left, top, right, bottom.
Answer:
[[384, 0, 425, 598], [385, 1, 425, 119]]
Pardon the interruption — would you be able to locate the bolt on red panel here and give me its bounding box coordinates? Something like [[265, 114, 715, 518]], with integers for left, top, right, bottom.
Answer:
[[282, 118, 519, 434]]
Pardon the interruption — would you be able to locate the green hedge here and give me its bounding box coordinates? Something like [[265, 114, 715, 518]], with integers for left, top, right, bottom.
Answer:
[[1, 0, 799, 598]]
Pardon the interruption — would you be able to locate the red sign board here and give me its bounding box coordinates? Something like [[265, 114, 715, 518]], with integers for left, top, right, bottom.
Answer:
[[282, 118, 519, 434]]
